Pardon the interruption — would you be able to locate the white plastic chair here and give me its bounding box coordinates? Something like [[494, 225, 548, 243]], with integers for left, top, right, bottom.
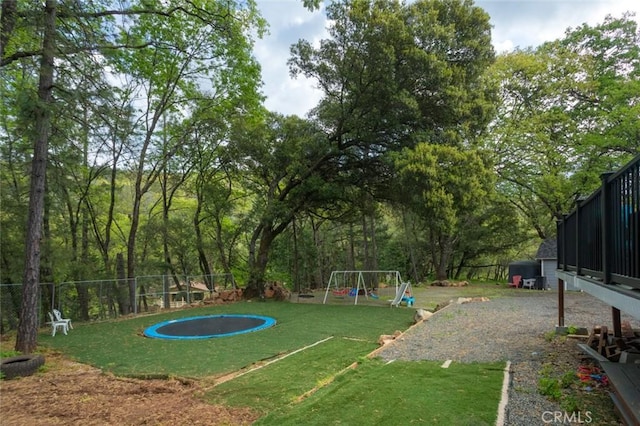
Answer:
[[47, 312, 68, 336], [53, 309, 73, 330]]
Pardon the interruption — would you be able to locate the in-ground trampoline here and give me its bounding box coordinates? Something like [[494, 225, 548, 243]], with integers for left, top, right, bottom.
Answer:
[[143, 314, 276, 340]]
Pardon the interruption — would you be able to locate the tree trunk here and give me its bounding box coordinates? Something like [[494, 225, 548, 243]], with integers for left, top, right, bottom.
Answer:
[[126, 184, 141, 313], [453, 252, 468, 280], [362, 214, 369, 270], [401, 210, 420, 284], [435, 234, 455, 281], [15, 0, 57, 354], [312, 217, 324, 289], [370, 214, 378, 271], [246, 225, 276, 298], [77, 185, 90, 321], [292, 216, 299, 292], [115, 253, 130, 315], [430, 231, 450, 282], [193, 202, 213, 288], [347, 223, 355, 270], [214, 214, 233, 276]]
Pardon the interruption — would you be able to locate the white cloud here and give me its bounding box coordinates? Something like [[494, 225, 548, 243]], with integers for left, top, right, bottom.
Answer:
[[255, 0, 640, 117], [479, 0, 640, 52], [254, 1, 328, 117]]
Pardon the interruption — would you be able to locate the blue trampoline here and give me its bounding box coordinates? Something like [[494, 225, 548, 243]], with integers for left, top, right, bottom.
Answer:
[[144, 314, 276, 340]]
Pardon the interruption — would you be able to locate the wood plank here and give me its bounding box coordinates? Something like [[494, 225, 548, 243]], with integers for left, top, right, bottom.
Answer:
[[600, 362, 640, 425], [577, 343, 609, 363]]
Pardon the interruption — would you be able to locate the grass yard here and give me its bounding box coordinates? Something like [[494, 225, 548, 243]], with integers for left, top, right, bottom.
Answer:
[[315, 280, 539, 311], [208, 343, 505, 425], [10, 298, 506, 424], [38, 301, 413, 377]]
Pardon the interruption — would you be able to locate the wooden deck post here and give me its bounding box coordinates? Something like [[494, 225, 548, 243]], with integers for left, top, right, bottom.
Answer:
[[558, 278, 565, 327], [612, 306, 622, 338]]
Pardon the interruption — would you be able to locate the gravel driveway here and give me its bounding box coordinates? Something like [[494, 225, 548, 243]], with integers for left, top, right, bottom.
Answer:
[[376, 290, 640, 425]]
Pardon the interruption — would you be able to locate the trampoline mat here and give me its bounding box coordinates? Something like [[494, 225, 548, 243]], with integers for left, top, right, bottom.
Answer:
[[144, 314, 276, 339]]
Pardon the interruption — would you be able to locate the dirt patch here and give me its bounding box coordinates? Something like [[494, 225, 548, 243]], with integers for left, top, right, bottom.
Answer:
[[539, 335, 621, 424], [0, 352, 259, 426]]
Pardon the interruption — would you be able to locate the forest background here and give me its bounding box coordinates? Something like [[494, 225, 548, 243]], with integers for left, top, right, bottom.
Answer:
[[1, 0, 639, 352]]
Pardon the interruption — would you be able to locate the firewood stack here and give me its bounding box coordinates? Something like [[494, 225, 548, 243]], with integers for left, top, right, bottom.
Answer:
[[585, 322, 640, 363]]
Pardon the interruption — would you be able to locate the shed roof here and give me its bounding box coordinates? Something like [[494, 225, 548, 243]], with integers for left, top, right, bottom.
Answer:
[[168, 282, 211, 292], [536, 238, 557, 260]]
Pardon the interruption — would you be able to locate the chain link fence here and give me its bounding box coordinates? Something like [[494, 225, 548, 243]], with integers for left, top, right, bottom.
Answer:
[[0, 274, 236, 333]]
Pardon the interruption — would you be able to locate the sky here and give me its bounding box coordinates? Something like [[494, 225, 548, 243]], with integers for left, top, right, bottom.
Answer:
[[253, 0, 640, 117]]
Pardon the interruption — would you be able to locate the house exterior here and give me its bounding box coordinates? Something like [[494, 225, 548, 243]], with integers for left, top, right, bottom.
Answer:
[[556, 154, 640, 426], [556, 153, 640, 323], [535, 239, 579, 291]]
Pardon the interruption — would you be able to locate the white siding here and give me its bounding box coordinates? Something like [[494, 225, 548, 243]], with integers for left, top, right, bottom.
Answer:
[[544, 259, 579, 291]]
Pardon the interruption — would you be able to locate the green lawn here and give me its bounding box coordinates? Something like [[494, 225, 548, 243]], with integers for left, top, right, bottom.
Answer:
[[33, 300, 505, 424], [38, 301, 413, 377], [256, 359, 504, 425]]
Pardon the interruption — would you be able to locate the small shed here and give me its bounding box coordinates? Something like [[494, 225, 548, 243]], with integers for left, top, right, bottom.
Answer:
[[535, 238, 578, 291], [152, 281, 212, 308], [508, 260, 540, 283]]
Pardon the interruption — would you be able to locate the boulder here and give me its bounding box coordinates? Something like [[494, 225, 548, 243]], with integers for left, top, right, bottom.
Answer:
[[451, 296, 490, 305], [377, 330, 403, 346], [414, 308, 433, 323]]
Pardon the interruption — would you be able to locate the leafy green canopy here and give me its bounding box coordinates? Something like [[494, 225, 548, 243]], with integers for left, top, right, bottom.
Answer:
[[394, 144, 495, 280], [289, 0, 497, 196], [485, 14, 640, 238]]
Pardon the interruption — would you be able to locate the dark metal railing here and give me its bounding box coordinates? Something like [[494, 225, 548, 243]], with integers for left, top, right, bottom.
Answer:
[[558, 153, 640, 290]]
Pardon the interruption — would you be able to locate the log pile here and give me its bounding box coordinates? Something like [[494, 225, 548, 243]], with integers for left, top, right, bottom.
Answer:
[[264, 282, 290, 301], [430, 280, 469, 287], [204, 288, 243, 304], [585, 322, 640, 363]]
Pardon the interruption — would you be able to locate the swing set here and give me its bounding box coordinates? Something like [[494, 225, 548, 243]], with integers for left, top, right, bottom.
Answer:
[[322, 270, 412, 306]]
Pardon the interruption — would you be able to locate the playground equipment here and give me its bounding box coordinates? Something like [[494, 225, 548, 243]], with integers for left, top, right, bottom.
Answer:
[[390, 281, 414, 307], [322, 270, 403, 305], [143, 314, 276, 340]]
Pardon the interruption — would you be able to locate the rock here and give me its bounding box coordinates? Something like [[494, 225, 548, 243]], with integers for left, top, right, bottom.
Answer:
[[414, 308, 433, 323], [377, 330, 403, 346], [450, 296, 489, 305]]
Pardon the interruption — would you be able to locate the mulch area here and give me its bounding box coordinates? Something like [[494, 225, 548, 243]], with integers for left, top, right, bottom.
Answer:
[[0, 352, 259, 426]]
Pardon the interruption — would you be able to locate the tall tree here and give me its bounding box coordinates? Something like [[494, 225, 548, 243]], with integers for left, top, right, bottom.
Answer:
[[485, 14, 640, 239], [1, 0, 265, 350], [230, 112, 338, 297], [286, 0, 497, 283], [13, 0, 57, 354], [290, 0, 495, 153], [394, 144, 495, 281]]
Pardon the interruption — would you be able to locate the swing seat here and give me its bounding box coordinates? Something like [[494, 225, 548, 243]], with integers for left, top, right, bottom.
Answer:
[[332, 288, 349, 296]]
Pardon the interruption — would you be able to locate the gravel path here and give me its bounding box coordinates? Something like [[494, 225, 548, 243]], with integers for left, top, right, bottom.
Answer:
[[376, 291, 640, 425]]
